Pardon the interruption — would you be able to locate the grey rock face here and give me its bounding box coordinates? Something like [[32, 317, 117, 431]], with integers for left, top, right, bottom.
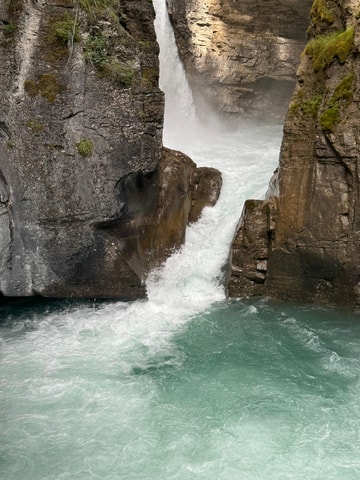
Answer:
[[166, 0, 313, 121], [227, 0, 360, 306], [0, 0, 221, 299]]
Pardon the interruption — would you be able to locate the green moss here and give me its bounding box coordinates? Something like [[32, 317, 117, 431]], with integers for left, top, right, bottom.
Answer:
[[24, 79, 38, 97], [76, 139, 94, 157], [85, 33, 135, 88], [320, 73, 355, 132], [305, 27, 355, 71], [103, 60, 134, 87], [302, 93, 323, 116], [320, 105, 340, 131], [46, 14, 79, 46], [332, 73, 354, 102], [27, 120, 44, 133], [310, 0, 335, 25], [290, 90, 323, 118], [38, 73, 64, 103]]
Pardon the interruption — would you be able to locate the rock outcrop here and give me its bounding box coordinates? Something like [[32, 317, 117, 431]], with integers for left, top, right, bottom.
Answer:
[[227, 0, 360, 305], [0, 0, 221, 300], [166, 0, 313, 121]]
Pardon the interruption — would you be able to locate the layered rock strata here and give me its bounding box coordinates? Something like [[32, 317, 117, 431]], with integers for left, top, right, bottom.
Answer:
[[227, 0, 360, 305], [0, 0, 221, 299], [166, 0, 313, 121]]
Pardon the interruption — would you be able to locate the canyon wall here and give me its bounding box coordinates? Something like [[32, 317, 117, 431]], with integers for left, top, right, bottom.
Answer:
[[166, 0, 313, 121], [227, 0, 360, 305], [0, 0, 221, 300]]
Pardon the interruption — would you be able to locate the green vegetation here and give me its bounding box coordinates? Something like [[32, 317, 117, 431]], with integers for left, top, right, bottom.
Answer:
[[24, 75, 64, 102], [75, 0, 118, 21], [302, 93, 323, 117], [4, 22, 16, 35], [290, 89, 323, 118], [38, 74, 64, 102], [320, 105, 339, 131], [27, 120, 44, 133], [305, 27, 355, 71], [320, 73, 355, 132], [310, 0, 335, 25], [85, 33, 135, 88], [76, 139, 94, 156], [46, 15, 79, 46], [85, 33, 108, 68], [24, 79, 38, 97], [102, 60, 134, 87]]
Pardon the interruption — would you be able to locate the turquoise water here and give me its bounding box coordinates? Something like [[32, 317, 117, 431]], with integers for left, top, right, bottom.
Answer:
[[1, 298, 360, 479]]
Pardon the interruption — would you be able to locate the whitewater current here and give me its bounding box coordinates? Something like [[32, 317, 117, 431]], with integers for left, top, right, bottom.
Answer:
[[1, 1, 360, 479]]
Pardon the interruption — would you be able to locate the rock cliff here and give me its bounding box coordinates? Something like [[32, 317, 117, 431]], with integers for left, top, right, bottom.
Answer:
[[227, 0, 360, 305], [166, 0, 313, 121], [0, 0, 221, 300]]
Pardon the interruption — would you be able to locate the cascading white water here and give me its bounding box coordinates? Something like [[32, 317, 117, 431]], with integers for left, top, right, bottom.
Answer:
[[2, 3, 360, 480], [153, 0, 198, 147]]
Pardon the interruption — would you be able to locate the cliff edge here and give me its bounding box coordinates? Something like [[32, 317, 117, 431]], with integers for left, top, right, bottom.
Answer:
[[0, 0, 221, 300], [227, 0, 360, 305]]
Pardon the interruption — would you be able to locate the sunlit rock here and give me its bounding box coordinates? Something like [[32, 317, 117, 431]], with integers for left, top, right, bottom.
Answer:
[[166, 0, 313, 121]]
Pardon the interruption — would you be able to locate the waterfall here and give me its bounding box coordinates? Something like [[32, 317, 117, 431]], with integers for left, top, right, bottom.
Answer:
[[153, 0, 199, 148]]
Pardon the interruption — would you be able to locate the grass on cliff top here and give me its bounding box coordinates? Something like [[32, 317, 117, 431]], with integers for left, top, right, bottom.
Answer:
[[305, 26, 355, 71]]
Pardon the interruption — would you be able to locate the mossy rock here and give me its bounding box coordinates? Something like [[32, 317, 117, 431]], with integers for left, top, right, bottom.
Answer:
[[38, 74, 64, 103], [310, 0, 335, 25], [305, 27, 355, 71], [320, 73, 355, 132], [24, 79, 38, 97]]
